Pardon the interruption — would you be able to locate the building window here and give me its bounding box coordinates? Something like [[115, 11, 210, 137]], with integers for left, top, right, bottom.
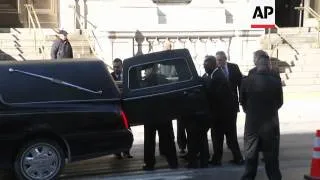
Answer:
[[152, 0, 192, 4]]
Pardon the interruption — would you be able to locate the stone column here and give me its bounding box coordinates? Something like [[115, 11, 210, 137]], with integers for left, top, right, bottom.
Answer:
[[59, 0, 78, 32], [77, 0, 88, 29], [304, 0, 310, 20]]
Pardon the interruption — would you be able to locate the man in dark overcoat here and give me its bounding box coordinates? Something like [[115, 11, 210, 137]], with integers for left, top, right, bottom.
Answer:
[[240, 54, 283, 180]]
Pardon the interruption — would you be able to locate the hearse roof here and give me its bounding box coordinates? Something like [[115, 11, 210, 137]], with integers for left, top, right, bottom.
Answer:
[[0, 59, 120, 103]]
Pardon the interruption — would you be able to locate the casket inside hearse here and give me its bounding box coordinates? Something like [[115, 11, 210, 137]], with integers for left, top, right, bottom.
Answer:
[[0, 59, 133, 180]]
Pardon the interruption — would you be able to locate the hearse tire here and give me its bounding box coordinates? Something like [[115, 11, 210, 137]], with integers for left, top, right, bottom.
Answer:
[[14, 139, 65, 180]]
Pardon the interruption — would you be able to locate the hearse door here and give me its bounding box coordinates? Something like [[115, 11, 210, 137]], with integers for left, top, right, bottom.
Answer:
[[121, 50, 196, 126]]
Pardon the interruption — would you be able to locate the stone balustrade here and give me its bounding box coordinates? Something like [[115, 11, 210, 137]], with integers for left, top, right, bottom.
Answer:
[[94, 29, 264, 75]]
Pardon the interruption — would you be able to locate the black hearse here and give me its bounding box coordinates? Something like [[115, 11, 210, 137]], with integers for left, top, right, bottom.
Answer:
[[0, 49, 209, 180]]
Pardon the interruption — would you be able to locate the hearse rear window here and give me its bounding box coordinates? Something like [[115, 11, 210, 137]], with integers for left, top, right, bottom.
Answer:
[[128, 58, 192, 89]]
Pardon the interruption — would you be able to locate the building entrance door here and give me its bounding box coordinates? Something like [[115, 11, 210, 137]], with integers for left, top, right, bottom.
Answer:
[[19, 0, 59, 28], [0, 0, 21, 27], [276, 0, 302, 27]]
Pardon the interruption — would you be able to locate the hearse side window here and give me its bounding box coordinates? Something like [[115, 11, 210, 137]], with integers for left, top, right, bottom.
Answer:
[[128, 58, 192, 89]]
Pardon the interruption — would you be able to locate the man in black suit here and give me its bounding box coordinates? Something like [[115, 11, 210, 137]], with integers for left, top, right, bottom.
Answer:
[[111, 58, 123, 81], [215, 51, 244, 165], [240, 54, 283, 180], [142, 64, 178, 171], [111, 58, 133, 159], [203, 55, 236, 166]]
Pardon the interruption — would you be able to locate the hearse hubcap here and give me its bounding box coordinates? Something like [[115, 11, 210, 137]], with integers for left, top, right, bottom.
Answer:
[[21, 143, 60, 180]]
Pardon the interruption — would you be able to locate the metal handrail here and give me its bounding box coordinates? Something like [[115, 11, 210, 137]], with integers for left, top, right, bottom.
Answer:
[[295, 5, 320, 46], [296, 6, 320, 20], [74, 12, 112, 70], [267, 24, 299, 58], [25, 4, 46, 59]]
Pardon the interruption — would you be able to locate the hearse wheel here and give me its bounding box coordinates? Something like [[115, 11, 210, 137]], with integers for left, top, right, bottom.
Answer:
[[14, 139, 65, 180]]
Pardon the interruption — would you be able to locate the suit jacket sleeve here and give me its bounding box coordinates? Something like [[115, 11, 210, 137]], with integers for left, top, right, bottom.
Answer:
[[51, 41, 59, 59], [239, 78, 248, 113], [234, 64, 243, 90], [231, 63, 243, 100], [69, 43, 73, 58], [276, 80, 283, 110]]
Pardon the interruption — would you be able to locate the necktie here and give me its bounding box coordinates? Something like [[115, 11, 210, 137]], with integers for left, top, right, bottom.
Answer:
[[222, 66, 229, 80]]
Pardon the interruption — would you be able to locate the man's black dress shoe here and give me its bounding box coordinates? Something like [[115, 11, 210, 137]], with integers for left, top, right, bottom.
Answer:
[[123, 152, 133, 158], [142, 165, 154, 171], [229, 159, 245, 165], [209, 160, 222, 167]]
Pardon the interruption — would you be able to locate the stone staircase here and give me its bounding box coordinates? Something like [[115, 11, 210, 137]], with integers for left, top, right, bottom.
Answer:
[[261, 27, 320, 93], [0, 28, 95, 61]]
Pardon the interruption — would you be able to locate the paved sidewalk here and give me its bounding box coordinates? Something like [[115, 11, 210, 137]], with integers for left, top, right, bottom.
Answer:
[[59, 94, 320, 179], [131, 94, 320, 145]]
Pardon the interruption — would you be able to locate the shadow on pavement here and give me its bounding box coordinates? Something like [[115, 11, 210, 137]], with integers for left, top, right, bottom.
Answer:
[[63, 132, 314, 179], [0, 132, 315, 180]]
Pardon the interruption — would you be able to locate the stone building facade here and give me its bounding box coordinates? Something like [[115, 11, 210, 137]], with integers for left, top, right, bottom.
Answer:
[[1, 0, 318, 73]]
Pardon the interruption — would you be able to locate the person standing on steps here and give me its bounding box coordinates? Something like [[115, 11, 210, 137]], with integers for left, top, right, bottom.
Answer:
[[51, 30, 73, 59]]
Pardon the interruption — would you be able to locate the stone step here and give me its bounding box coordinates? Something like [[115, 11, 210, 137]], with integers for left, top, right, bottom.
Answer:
[[0, 40, 93, 48], [301, 60, 320, 65], [288, 57, 320, 65], [0, 32, 87, 41], [0, 54, 94, 62], [289, 65, 320, 72], [277, 27, 319, 34], [281, 33, 319, 38], [278, 44, 313, 50], [283, 78, 320, 86], [283, 84, 320, 93], [289, 60, 318, 67], [284, 38, 316, 44], [284, 72, 320, 79], [272, 49, 320, 60], [0, 47, 92, 54], [296, 53, 320, 58], [3, 28, 82, 34], [3, 54, 97, 61]]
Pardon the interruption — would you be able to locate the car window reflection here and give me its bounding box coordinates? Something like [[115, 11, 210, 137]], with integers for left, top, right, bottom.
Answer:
[[128, 58, 192, 90]]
